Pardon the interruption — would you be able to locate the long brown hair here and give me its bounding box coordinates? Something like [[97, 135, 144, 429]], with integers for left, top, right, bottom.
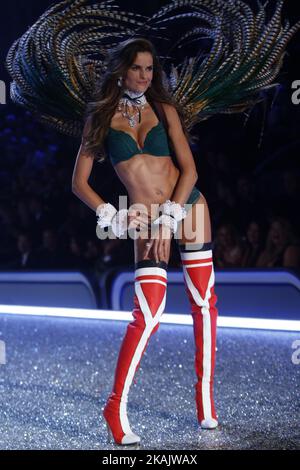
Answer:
[[81, 37, 196, 163]]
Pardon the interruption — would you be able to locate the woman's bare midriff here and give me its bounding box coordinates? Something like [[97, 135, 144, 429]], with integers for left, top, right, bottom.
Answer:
[[113, 154, 180, 221]]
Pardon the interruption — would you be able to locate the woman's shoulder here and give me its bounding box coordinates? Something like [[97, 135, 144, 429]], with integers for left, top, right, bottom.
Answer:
[[158, 102, 181, 131], [160, 102, 177, 118]]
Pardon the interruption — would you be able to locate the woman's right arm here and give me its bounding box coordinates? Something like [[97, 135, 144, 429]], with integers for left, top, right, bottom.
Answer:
[[72, 117, 149, 233], [72, 117, 106, 213]]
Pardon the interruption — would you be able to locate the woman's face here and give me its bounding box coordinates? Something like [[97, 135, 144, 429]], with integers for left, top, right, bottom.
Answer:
[[217, 226, 232, 247], [247, 222, 260, 244], [124, 51, 153, 93], [269, 221, 286, 246]]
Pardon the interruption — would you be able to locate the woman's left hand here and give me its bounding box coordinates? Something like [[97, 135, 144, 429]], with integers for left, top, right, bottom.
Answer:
[[127, 208, 152, 232], [143, 223, 173, 263]]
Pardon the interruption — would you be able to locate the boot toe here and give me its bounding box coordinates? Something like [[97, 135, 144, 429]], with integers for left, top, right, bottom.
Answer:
[[200, 418, 218, 429], [121, 433, 141, 445]]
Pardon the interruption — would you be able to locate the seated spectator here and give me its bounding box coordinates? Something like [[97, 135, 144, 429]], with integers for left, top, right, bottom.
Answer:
[[35, 228, 68, 269], [64, 234, 89, 269], [1, 231, 39, 269], [214, 223, 245, 268], [256, 216, 300, 268], [29, 195, 56, 242], [241, 220, 266, 267]]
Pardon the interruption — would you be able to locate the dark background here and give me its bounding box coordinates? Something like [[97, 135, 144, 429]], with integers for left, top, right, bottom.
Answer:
[[0, 0, 300, 274]]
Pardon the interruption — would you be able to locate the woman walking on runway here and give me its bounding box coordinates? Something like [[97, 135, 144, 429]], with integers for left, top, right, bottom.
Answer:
[[7, 0, 299, 448], [72, 38, 219, 445]]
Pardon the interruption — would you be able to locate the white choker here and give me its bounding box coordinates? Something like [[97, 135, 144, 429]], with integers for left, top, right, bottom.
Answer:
[[122, 88, 147, 101]]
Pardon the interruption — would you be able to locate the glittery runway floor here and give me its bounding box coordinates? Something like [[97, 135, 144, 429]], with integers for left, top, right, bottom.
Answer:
[[0, 313, 299, 450]]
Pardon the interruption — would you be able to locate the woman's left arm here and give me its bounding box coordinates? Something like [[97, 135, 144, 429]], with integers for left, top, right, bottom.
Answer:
[[162, 103, 198, 206]]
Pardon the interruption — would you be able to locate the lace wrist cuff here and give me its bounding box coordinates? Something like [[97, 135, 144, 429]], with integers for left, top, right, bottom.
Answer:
[[111, 209, 129, 237], [96, 203, 117, 228], [160, 199, 187, 222]]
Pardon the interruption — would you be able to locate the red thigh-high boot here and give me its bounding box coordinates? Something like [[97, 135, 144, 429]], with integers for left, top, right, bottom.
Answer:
[[178, 241, 219, 429], [103, 259, 168, 445]]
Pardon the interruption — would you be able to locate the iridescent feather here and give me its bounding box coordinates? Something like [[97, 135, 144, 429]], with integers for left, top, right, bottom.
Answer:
[[5, 0, 300, 142]]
